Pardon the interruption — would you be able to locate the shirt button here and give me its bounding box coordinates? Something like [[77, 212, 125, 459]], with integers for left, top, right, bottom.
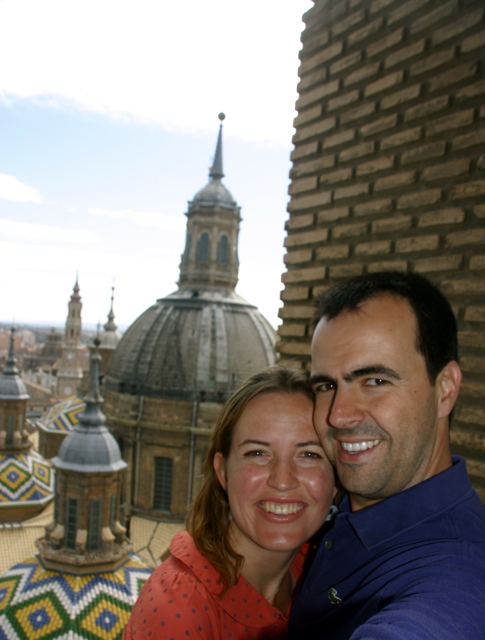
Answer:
[[325, 540, 333, 549]]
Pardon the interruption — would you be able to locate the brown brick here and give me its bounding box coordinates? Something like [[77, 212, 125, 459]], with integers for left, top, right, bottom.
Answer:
[[429, 63, 477, 93], [475, 205, 485, 219], [401, 141, 446, 165], [414, 255, 463, 273], [288, 191, 332, 212], [446, 228, 485, 246], [334, 183, 370, 200], [291, 141, 318, 161], [396, 235, 439, 253], [278, 342, 312, 357], [332, 9, 365, 36], [462, 30, 485, 54], [303, 30, 330, 55], [291, 155, 335, 178], [418, 208, 465, 228], [277, 324, 307, 337], [341, 102, 376, 124], [344, 63, 380, 87], [381, 84, 421, 110], [461, 357, 485, 374], [283, 249, 313, 264], [481, 105, 485, 118], [354, 199, 393, 217], [340, 141, 375, 162], [294, 105, 322, 127], [282, 266, 326, 284], [465, 307, 485, 322], [333, 222, 368, 239], [470, 255, 485, 270], [313, 285, 331, 298], [367, 28, 404, 58], [285, 213, 314, 230], [330, 51, 363, 76], [357, 156, 395, 177], [348, 18, 384, 46], [433, 8, 483, 46], [317, 207, 350, 223], [355, 240, 391, 256], [323, 129, 356, 149], [375, 171, 416, 192], [459, 332, 485, 348], [319, 168, 353, 186], [296, 81, 340, 110], [422, 159, 470, 182], [456, 408, 485, 428], [281, 286, 310, 301], [370, 0, 398, 13], [385, 39, 426, 69], [372, 215, 411, 233], [288, 176, 318, 195], [299, 42, 344, 77], [450, 181, 485, 200], [397, 189, 441, 209], [298, 67, 328, 92], [278, 305, 315, 319], [329, 263, 364, 278], [316, 245, 351, 260], [411, 0, 458, 35], [381, 127, 421, 150], [365, 71, 403, 97], [461, 383, 485, 403], [368, 260, 407, 273], [327, 90, 360, 112], [361, 114, 397, 137], [388, 0, 430, 26], [426, 110, 474, 137], [453, 129, 485, 151], [441, 279, 485, 296], [410, 49, 455, 77], [293, 117, 336, 143], [456, 80, 485, 104], [404, 96, 449, 122]]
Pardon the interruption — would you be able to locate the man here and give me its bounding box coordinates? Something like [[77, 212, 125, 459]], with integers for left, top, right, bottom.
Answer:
[[289, 272, 485, 640]]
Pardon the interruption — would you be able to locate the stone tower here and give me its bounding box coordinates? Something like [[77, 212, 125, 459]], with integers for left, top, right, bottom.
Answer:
[[57, 276, 84, 398], [278, 0, 485, 502]]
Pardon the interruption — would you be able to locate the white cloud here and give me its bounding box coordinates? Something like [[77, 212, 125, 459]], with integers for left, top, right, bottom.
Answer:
[[0, 0, 311, 145], [88, 207, 186, 232], [0, 174, 44, 204], [0, 218, 101, 244]]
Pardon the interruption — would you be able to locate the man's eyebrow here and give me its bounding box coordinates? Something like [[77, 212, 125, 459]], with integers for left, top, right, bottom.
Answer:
[[344, 366, 401, 383]]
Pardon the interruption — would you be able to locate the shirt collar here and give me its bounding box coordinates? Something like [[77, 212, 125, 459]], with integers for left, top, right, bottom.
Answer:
[[339, 457, 475, 550]]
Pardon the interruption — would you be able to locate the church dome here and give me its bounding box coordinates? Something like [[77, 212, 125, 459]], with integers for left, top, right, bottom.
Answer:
[[191, 179, 237, 209]]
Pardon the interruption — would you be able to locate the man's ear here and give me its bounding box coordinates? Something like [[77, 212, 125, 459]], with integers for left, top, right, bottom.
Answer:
[[213, 452, 228, 492], [437, 361, 462, 419]]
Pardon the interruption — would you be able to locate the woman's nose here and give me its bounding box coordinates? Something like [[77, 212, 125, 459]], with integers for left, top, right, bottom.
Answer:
[[267, 458, 299, 491]]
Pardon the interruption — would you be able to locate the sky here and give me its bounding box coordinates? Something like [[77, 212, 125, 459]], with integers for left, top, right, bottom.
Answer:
[[0, 0, 313, 332]]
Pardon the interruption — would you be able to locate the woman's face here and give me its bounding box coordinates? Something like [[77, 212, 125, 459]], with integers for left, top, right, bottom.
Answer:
[[214, 392, 335, 556]]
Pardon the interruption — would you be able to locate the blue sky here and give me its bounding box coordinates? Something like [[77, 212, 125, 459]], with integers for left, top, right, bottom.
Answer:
[[0, 0, 312, 331]]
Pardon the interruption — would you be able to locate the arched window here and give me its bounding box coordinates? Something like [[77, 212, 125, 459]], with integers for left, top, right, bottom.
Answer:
[[185, 234, 192, 263], [218, 235, 228, 264], [197, 233, 209, 263]]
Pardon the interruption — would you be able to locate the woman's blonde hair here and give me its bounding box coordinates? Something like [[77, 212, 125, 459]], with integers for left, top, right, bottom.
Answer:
[[186, 365, 314, 597]]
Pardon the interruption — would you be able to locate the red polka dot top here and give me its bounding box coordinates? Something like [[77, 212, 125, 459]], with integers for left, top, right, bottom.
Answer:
[[123, 531, 309, 640]]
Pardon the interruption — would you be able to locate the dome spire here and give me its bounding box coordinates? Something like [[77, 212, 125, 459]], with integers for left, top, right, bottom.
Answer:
[[209, 112, 225, 180], [104, 286, 118, 332], [3, 326, 20, 377]]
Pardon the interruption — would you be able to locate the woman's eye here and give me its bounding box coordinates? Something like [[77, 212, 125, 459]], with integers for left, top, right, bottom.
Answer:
[[299, 451, 322, 459], [244, 450, 266, 457]]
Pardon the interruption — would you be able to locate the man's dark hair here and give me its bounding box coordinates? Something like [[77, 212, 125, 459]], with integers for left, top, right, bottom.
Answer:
[[315, 271, 458, 384]]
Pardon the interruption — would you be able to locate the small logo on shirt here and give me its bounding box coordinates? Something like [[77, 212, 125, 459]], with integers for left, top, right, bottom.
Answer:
[[328, 588, 342, 605]]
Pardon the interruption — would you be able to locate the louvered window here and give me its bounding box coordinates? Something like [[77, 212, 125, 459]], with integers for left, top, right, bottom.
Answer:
[[87, 499, 102, 551], [153, 457, 173, 512], [65, 499, 78, 550]]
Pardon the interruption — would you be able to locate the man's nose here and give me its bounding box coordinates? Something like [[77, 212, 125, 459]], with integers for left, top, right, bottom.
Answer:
[[268, 458, 299, 491], [328, 387, 365, 429]]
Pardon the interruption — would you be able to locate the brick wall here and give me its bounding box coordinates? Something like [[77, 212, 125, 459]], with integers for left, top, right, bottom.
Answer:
[[279, 0, 485, 501]]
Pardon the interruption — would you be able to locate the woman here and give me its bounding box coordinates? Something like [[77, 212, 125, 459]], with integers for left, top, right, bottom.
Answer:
[[124, 366, 335, 639]]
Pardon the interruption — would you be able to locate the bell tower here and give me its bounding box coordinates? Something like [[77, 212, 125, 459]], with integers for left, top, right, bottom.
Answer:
[[57, 276, 83, 397]]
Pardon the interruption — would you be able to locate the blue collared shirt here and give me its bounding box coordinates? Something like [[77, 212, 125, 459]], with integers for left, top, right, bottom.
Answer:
[[289, 457, 485, 640]]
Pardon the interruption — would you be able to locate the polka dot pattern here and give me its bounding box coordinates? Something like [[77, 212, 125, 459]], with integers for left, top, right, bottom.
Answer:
[[123, 532, 309, 639]]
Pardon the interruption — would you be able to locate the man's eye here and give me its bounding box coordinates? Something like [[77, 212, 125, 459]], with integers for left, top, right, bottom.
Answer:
[[317, 382, 335, 392], [367, 378, 388, 386]]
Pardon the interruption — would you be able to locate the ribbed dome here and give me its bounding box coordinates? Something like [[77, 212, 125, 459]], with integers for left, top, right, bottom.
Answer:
[[105, 289, 276, 402], [191, 178, 237, 209]]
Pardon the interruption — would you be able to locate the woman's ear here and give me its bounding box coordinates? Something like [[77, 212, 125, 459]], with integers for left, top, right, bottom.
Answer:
[[437, 360, 462, 419], [213, 452, 228, 492]]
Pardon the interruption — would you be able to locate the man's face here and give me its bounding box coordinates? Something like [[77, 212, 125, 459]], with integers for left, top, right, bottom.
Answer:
[[311, 295, 452, 511]]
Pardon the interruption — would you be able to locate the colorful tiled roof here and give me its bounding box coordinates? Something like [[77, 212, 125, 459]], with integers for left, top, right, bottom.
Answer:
[[0, 452, 54, 507], [37, 396, 85, 433], [0, 554, 152, 639]]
